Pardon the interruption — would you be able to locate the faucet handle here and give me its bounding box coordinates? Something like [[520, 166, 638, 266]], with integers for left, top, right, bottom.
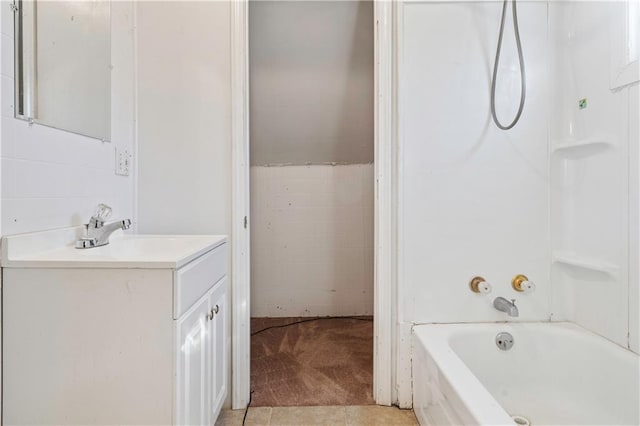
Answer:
[[93, 204, 112, 221], [469, 276, 492, 294], [512, 274, 536, 293]]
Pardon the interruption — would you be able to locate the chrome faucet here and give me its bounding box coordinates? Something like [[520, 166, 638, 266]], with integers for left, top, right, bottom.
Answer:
[[493, 297, 519, 317], [76, 204, 131, 249]]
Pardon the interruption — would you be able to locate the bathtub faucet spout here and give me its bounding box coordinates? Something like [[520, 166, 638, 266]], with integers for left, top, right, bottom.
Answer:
[[493, 297, 519, 317]]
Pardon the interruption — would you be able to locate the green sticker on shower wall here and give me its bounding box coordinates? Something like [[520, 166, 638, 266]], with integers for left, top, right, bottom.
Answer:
[[579, 98, 587, 109]]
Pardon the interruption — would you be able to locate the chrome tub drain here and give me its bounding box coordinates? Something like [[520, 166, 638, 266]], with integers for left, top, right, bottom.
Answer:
[[495, 331, 514, 351], [511, 415, 531, 425]]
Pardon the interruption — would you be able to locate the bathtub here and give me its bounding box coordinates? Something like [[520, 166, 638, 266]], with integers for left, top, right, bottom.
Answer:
[[412, 322, 640, 426]]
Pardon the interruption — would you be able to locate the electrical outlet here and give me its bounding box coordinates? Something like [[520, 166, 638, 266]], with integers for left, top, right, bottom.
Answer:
[[115, 147, 131, 176]]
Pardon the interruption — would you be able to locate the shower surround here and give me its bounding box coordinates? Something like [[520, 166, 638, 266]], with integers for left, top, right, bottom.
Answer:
[[396, 0, 639, 418]]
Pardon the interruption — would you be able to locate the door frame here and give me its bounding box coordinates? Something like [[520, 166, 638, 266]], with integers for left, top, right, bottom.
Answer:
[[230, 0, 398, 408], [230, 0, 251, 409]]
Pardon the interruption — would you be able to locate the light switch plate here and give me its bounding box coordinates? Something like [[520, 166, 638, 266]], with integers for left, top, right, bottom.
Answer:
[[115, 147, 131, 176]]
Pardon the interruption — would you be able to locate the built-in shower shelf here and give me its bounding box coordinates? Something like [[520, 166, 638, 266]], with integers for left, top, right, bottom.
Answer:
[[552, 252, 619, 276], [552, 138, 611, 157]]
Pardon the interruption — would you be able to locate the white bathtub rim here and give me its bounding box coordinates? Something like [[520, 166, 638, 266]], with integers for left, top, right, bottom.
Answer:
[[413, 320, 639, 356]]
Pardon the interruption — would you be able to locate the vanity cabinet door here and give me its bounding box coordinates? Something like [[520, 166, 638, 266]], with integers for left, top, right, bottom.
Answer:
[[176, 294, 212, 426], [209, 278, 228, 421]]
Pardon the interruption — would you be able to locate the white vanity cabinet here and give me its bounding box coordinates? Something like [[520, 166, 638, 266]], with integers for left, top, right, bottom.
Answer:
[[209, 278, 229, 416], [177, 292, 213, 426], [1, 230, 229, 426], [176, 277, 228, 426]]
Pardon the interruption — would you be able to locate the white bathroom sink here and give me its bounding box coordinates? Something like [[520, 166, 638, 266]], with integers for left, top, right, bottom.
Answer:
[[1, 228, 226, 269]]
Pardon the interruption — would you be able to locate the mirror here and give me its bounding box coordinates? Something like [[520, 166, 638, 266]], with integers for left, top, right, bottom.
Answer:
[[15, 0, 111, 141]]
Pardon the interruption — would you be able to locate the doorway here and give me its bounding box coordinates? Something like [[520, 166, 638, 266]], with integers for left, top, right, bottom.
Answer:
[[230, 0, 396, 410], [248, 0, 374, 407]]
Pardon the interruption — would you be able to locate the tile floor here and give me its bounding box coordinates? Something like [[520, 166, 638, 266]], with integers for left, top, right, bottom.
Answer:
[[216, 405, 419, 426]]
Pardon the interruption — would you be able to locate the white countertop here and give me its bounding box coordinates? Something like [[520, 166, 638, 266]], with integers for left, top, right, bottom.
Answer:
[[1, 228, 227, 269]]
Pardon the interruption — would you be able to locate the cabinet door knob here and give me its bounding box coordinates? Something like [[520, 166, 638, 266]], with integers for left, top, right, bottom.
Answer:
[[214, 304, 219, 314], [207, 309, 214, 321]]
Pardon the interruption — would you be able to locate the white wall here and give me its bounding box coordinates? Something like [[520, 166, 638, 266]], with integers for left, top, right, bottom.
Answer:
[[0, 1, 135, 236], [549, 1, 639, 351], [398, 1, 551, 324], [249, 1, 373, 166], [251, 164, 373, 317], [249, 1, 374, 317], [136, 1, 231, 235]]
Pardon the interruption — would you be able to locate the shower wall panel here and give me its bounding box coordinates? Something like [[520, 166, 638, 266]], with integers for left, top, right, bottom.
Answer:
[[398, 1, 551, 324], [630, 83, 639, 354], [549, 1, 639, 351]]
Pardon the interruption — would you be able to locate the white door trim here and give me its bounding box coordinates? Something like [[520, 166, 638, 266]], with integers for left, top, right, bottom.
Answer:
[[229, 0, 399, 408], [230, 0, 251, 410], [373, 0, 397, 406]]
